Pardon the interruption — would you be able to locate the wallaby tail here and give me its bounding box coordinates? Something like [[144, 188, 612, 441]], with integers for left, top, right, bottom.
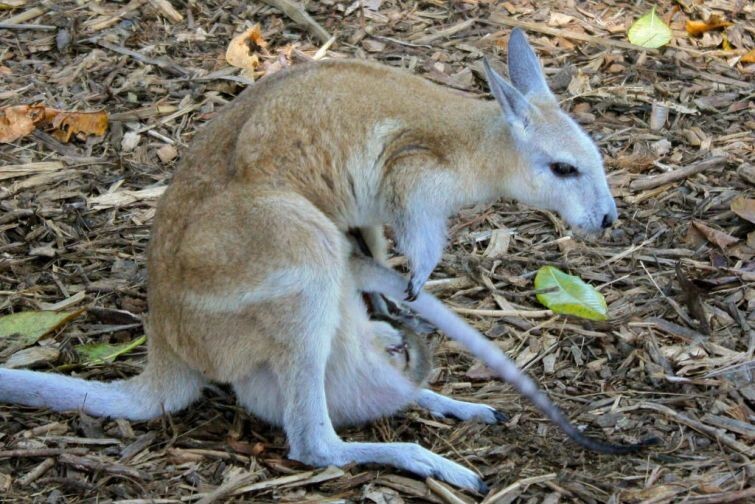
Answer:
[[354, 257, 659, 455], [0, 342, 205, 421]]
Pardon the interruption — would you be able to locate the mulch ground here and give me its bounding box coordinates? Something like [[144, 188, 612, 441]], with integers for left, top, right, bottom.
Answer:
[[1, 1, 754, 502]]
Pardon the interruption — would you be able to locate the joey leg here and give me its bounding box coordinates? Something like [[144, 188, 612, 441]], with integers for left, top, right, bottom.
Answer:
[[417, 389, 507, 424], [351, 226, 391, 315]]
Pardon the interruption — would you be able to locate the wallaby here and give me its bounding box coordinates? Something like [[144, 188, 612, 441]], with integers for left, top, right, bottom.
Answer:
[[0, 30, 654, 492]]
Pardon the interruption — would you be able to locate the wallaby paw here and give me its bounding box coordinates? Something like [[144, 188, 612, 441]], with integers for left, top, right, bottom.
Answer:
[[429, 400, 505, 425]]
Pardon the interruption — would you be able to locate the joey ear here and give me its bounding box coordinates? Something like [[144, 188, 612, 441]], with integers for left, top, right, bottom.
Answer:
[[482, 57, 531, 125], [507, 28, 553, 100]]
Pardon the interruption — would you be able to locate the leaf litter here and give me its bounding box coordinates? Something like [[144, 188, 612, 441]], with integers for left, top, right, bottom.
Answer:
[[0, 0, 754, 502]]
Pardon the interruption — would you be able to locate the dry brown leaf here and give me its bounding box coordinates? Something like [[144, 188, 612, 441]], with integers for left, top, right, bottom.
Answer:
[[465, 361, 498, 381], [742, 49, 755, 63], [48, 110, 109, 142], [676, 263, 710, 335], [0, 104, 46, 143], [226, 24, 268, 70], [226, 438, 265, 456], [731, 197, 755, 224], [156, 144, 178, 164], [0, 104, 108, 143], [692, 221, 739, 249], [4, 346, 60, 369], [548, 13, 574, 27], [686, 17, 733, 37]]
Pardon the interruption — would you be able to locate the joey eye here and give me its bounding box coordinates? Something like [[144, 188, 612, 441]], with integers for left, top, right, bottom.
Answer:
[[550, 162, 579, 178]]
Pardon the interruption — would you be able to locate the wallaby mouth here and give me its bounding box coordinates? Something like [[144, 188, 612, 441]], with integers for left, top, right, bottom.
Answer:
[[567, 217, 608, 238]]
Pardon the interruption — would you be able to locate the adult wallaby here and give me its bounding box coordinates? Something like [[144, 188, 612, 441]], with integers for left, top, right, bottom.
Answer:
[[1, 30, 653, 493]]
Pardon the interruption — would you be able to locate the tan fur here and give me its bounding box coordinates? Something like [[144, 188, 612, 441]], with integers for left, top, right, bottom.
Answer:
[[147, 59, 534, 381]]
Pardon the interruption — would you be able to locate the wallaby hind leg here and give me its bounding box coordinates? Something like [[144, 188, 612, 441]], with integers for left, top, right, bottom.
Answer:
[[263, 340, 487, 492], [238, 299, 485, 490]]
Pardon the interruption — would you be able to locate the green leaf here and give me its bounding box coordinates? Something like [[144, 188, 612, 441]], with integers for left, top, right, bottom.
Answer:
[[627, 6, 673, 49], [0, 309, 85, 347], [534, 266, 608, 321], [75, 335, 147, 365]]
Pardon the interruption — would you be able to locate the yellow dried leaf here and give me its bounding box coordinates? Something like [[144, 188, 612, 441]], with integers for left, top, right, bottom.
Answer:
[[47, 110, 109, 143], [741, 49, 755, 64], [226, 24, 268, 70], [722, 34, 732, 51], [685, 16, 733, 37]]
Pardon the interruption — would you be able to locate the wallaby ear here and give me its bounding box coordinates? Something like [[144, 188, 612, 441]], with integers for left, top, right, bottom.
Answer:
[[507, 28, 553, 100], [483, 57, 531, 125]]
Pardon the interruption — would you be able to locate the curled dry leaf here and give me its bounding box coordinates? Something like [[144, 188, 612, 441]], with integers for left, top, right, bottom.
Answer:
[[0, 104, 46, 143], [48, 110, 108, 142], [685, 16, 733, 37], [0, 104, 108, 144], [675, 263, 710, 335], [226, 438, 265, 456], [691, 220, 739, 250], [742, 49, 755, 64], [465, 360, 498, 380], [730, 197, 755, 224], [226, 24, 268, 70]]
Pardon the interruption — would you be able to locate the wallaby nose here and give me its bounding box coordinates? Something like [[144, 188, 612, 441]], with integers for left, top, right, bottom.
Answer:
[[601, 213, 614, 229]]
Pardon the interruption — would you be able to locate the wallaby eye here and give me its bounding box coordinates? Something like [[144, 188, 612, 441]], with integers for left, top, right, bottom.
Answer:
[[550, 162, 579, 178]]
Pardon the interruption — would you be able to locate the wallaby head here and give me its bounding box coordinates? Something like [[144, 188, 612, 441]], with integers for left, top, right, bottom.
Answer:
[[483, 29, 617, 234]]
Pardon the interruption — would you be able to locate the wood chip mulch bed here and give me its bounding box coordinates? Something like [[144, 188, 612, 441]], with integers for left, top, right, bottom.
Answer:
[[1, 1, 753, 502]]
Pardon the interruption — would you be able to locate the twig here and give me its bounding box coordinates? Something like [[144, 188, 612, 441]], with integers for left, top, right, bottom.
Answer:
[[411, 18, 477, 45], [630, 156, 728, 191], [95, 40, 191, 77], [17, 458, 55, 487], [426, 478, 468, 504], [637, 402, 754, 457], [0, 23, 56, 31], [195, 466, 343, 504], [452, 307, 553, 318], [370, 34, 433, 49], [482, 14, 659, 53], [481, 473, 557, 504], [683, 487, 755, 503], [261, 0, 331, 43], [59, 453, 144, 479], [148, 0, 183, 23], [41, 436, 122, 446], [0, 447, 88, 459], [2, 6, 47, 25]]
